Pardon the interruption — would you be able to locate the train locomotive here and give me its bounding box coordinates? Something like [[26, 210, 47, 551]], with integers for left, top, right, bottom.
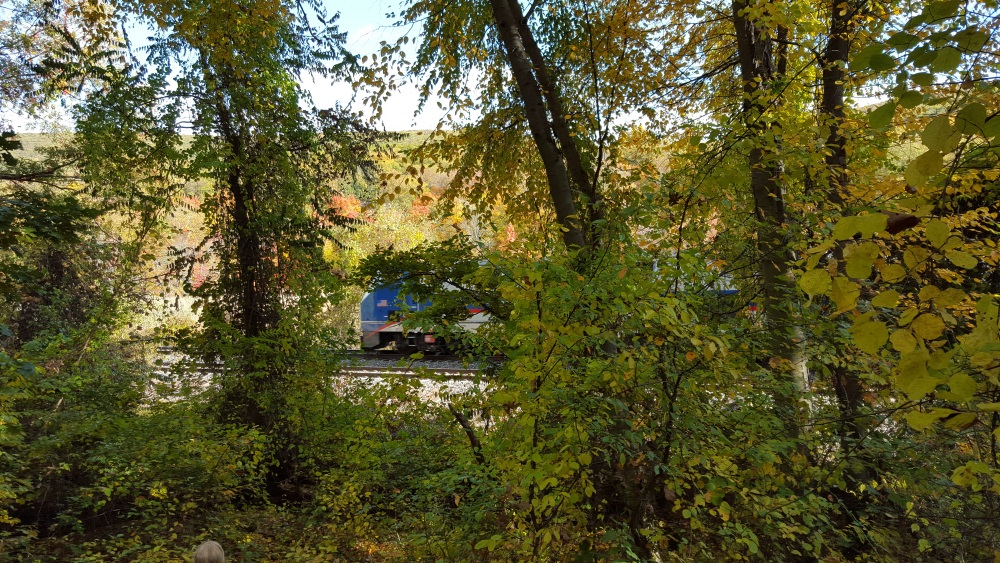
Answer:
[[360, 283, 488, 352]]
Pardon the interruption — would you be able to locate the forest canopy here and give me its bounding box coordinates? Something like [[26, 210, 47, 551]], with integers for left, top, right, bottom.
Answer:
[[1, 0, 999, 560]]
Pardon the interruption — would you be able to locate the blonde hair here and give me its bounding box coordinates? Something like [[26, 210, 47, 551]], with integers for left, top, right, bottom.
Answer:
[[194, 540, 225, 563]]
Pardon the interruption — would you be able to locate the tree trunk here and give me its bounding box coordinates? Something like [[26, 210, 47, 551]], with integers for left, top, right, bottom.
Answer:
[[507, 0, 604, 230], [819, 1, 876, 555], [821, 0, 868, 451], [199, 50, 280, 431], [487, 0, 588, 250], [733, 0, 809, 435]]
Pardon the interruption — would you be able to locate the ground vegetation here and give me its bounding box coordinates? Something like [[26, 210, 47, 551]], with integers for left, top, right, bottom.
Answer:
[[1, 0, 999, 560]]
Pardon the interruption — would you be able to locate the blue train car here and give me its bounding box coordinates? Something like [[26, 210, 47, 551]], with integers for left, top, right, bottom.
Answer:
[[360, 284, 489, 352]]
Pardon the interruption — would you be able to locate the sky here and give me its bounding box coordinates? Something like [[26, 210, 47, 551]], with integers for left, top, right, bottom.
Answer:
[[4, 0, 447, 132], [312, 0, 449, 130]]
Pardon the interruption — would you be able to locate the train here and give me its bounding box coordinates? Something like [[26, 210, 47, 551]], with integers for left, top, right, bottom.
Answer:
[[360, 283, 488, 353]]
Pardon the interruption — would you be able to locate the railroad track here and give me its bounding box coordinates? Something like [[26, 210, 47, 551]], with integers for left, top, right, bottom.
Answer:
[[153, 346, 495, 381], [337, 365, 481, 380]]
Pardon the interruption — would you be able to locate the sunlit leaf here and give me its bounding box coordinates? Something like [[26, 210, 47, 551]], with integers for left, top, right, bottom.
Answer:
[[904, 151, 944, 186]]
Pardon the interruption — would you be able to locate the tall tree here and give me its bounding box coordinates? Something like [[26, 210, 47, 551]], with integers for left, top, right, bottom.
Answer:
[[731, 0, 809, 433], [114, 0, 388, 489]]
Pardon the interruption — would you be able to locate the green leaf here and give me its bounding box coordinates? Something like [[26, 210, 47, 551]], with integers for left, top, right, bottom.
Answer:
[[911, 72, 934, 86], [910, 47, 937, 67], [868, 102, 897, 130], [924, 218, 951, 248], [851, 320, 889, 355], [921, 115, 959, 153], [930, 46, 962, 73], [904, 13, 927, 30], [887, 32, 920, 52], [899, 90, 923, 108], [947, 372, 978, 401], [955, 27, 989, 52], [925, 0, 960, 20], [957, 102, 987, 134], [852, 44, 884, 70], [904, 150, 944, 186], [946, 250, 978, 269], [17, 362, 36, 377], [872, 290, 900, 308], [868, 52, 896, 72], [798, 269, 832, 298], [983, 116, 1000, 139], [912, 313, 946, 340]]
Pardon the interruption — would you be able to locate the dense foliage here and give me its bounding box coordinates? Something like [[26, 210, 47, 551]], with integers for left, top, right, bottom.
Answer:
[[1, 0, 999, 561]]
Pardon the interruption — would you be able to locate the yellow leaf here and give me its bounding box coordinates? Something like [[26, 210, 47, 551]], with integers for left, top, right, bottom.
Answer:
[[905, 409, 951, 431], [912, 313, 946, 340], [891, 329, 917, 353], [946, 250, 978, 269], [906, 376, 940, 400], [919, 286, 940, 301], [934, 288, 967, 307], [880, 263, 907, 282], [924, 219, 951, 248], [799, 269, 832, 298], [944, 412, 977, 430], [947, 372, 978, 402], [831, 276, 860, 314], [871, 290, 900, 308], [845, 242, 880, 278]]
